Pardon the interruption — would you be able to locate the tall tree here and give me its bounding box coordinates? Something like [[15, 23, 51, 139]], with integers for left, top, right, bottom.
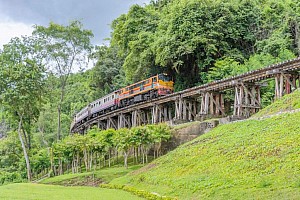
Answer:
[[92, 45, 126, 96], [0, 36, 46, 181], [33, 21, 93, 140], [111, 4, 159, 82]]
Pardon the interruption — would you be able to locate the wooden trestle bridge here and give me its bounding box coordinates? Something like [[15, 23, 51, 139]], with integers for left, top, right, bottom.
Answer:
[[71, 57, 300, 133]]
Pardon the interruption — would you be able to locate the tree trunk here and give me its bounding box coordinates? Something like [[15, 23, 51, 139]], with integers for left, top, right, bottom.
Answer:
[[18, 116, 32, 181], [83, 149, 88, 171], [108, 150, 111, 168], [295, 21, 300, 56], [57, 103, 62, 141], [89, 151, 93, 171], [124, 151, 128, 169], [116, 148, 119, 164], [50, 147, 54, 176], [57, 82, 66, 141]]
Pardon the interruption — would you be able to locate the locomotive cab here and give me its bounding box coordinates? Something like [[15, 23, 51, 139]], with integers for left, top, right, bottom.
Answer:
[[157, 73, 174, 95]]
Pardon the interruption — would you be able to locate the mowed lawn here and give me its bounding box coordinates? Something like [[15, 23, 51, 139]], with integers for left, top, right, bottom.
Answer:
[[0, 183, 144, 200]]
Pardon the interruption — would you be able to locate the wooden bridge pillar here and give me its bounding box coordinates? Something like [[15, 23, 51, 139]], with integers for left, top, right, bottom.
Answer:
[[131, 109, 148, 127], [199, 92, 225, 117], [106, 117, 118, 129], [151, 104, 172, 124], [234, 82, 261, 117], [132, 110, 138, 127], [175, 97, 197, 121], [97, 120, 106, 130], [174, 98, 182, 120], [118, 113, 131, 129], [274, 72, 299, 99]]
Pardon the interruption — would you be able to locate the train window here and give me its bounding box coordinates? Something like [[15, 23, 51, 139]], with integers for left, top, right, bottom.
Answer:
[[158, 74, 171, 81], [153, 77, 157, 82]]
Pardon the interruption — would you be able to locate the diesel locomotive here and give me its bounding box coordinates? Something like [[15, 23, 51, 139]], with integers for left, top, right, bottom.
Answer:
[[72, 73, 174, 129]]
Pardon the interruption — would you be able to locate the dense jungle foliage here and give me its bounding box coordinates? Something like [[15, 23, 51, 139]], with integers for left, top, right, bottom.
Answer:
[[0, 0, 300, 183]]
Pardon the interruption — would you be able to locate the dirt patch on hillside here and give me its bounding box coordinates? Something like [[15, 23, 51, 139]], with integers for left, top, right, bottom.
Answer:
[[131, 163, 157, 175]]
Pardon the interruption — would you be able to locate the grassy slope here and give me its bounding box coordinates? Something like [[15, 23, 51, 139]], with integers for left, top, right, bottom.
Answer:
[[0, 183, 144, 200], [0, 166, 145, 200], [253, 89, 300, 117], [111, 93, 300, 199], [40, 165, 141, 185]]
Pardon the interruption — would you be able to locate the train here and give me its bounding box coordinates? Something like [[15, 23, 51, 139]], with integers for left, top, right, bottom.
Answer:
[[72, 73, 174, 128]]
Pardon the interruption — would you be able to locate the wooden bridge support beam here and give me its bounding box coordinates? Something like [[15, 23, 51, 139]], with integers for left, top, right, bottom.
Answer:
[[106, 117, 118, 129], [175, 97, 198, 121], [131, 109, 148, 127], [151, 104, 172, 124], [199, 92, 225, 117], [97, 120, 106, 130], [275, 73, 299, 99], [132, 110, 138, 127], [118, 113, 131, 129], [234, 83, 261, 117]]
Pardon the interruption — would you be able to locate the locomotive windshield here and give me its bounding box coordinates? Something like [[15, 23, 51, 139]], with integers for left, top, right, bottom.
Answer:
[[158, 74, 171, 82]]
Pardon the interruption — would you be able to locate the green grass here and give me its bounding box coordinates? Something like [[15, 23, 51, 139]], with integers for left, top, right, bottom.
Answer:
[[40, 165, 142, 185], [253, 89, 300, 117], [111, 112, 300, 199], [0, 183, 144, 200]]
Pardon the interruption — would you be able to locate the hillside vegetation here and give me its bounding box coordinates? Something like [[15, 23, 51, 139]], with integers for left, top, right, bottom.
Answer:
[[253, 89, 300, 117], [111, 93, 300, 199]]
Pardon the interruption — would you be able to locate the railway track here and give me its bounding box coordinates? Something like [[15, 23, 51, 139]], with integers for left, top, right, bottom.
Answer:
[[72, 57, 300, 133]]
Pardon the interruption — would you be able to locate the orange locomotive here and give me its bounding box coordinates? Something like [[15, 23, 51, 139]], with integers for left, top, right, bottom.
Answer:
[[117, 73, 174, 107]]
